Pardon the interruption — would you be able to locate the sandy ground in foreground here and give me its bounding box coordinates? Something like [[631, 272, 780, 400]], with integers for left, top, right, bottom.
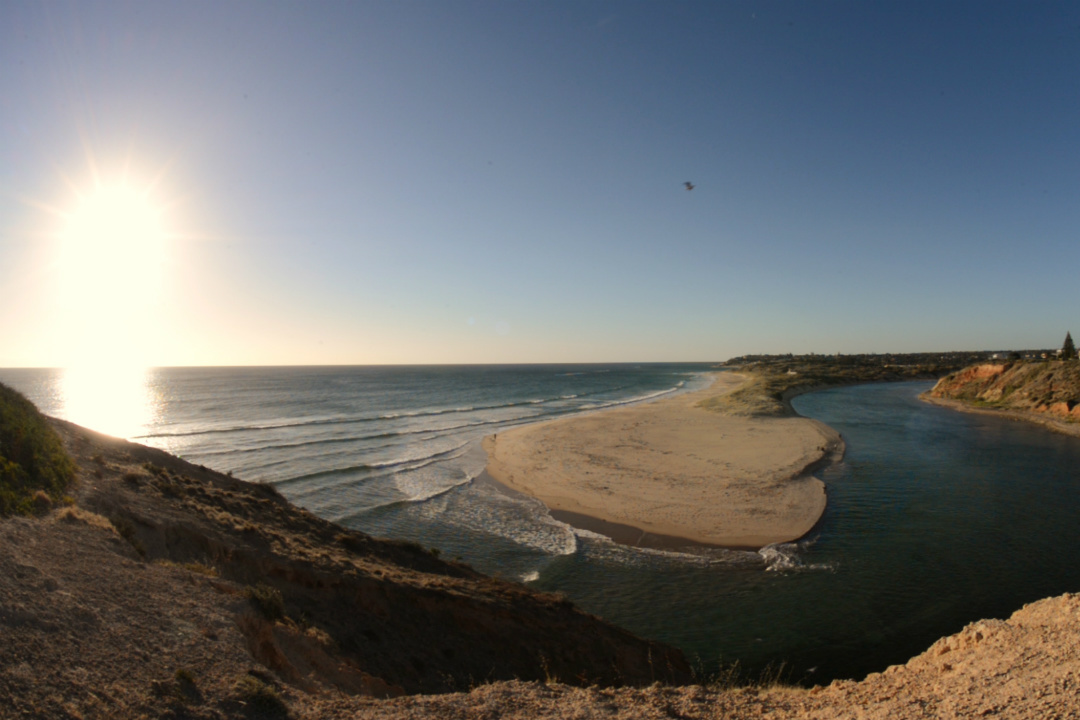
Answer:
[[482, 373, 842, 548]]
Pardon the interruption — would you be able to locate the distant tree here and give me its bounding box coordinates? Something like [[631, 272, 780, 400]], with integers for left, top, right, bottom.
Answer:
[[1063, 331, 1076, 360]]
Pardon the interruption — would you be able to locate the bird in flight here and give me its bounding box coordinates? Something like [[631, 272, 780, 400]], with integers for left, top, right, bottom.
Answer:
[[684, 181, 695, 191]]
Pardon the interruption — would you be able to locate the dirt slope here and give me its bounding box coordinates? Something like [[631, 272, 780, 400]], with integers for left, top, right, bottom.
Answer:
[[330, 594, 1080, 719], [0, 418, 688, 719]]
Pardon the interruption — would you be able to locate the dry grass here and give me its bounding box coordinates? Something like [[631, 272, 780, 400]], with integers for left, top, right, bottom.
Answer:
[[697, 374, 790, 417], [245, 583, 286, 621], [53, 505, 116, 532], [234, 673, 288, 717]]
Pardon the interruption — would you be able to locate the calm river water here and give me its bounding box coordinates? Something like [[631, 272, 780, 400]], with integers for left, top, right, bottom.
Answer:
[[537, 381, 1080, 683]]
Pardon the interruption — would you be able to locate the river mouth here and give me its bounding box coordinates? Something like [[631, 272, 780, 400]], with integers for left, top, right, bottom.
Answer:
[[531, 381, 1080, 684], [6, 368, 1080, 686]]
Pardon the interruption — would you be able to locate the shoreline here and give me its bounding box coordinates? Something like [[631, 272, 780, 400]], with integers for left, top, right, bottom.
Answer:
[[920, 392, 1080, 438], [482, 372, 844, 549]]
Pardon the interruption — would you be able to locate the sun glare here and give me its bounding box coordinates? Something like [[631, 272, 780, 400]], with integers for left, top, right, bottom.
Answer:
[[59, 363, 157, 439], [56, 182, 168, 369], [46, 176, 172, 436]]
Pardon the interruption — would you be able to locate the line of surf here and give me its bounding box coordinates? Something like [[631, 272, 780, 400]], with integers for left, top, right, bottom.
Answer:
[[132, 385, 638, 440]]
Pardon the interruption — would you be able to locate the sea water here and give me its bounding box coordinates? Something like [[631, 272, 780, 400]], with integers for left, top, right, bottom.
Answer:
[[4, 367, 1080, 684]]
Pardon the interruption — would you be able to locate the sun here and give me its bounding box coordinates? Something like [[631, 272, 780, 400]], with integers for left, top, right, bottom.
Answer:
[[56, 181, 169, 369], [62, 185, 166, 278]]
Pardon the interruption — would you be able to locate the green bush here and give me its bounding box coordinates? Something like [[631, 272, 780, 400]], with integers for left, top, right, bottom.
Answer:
[[0, 382, 77, 516]]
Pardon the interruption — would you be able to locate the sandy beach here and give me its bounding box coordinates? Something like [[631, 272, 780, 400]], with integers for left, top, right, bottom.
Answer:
[[482, 373, 842, 548]]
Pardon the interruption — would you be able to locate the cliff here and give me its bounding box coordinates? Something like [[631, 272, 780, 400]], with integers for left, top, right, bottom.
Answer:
[[927, 360, 1080, 434], [340, 593, 1080, 718], [1, 415, 688, 719]]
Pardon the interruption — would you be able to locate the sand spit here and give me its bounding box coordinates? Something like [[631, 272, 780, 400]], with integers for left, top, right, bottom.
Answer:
[[483, 373, 843, 548]]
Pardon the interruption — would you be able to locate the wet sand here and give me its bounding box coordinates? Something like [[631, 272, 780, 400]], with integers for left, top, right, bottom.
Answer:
[[482, 373, 843, 548]]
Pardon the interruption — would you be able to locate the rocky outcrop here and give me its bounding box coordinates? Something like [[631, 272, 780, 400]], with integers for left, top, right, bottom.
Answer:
[[927, 361, 1080, 429]]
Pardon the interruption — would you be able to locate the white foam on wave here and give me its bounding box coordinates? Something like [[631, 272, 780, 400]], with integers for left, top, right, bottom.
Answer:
[[364, 438, 580, 559], [280, 439, 474, 500], [426, 483, 579, 558], [578, 384, 687, 413], [367, 439, 472, 470], [758, 540, 836, 573], [571, 529, 762, 568], [393, 470, 472, 505], [380, 406, 475, 419]]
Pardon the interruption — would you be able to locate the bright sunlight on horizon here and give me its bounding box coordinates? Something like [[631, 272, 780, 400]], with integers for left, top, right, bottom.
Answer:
[[47, 176, 171, 437]]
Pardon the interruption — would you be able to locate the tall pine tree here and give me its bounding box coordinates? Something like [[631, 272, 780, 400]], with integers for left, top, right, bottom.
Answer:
[[1063, 331, 1076, 360]]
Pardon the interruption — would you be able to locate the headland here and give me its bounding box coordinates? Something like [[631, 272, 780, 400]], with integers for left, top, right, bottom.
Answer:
[[924, 360, 1080, 437]]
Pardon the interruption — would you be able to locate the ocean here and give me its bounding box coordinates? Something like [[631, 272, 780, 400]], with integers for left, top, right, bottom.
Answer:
[[5, 366, 1080, 684], [0, 363, 723, 579]]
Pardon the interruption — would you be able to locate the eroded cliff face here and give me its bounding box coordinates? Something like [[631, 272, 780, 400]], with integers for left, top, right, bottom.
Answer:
[[929, 360, 1080, 423]]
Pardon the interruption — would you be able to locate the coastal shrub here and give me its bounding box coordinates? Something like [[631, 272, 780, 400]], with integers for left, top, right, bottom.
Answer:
[[336, 532, 367, 553], [704, 659, 791, 689], [183, 561, 218, 577], [245, 583, 286, 621], [0, 382, 77, 516], [154, 559, 220, 577], [157, 475, 186, 499], [143, 462, 166, 476], [173, 668, 203, 704], [234, 673, 288, 716], [110, 515, 146, 557], [55, 505, 114, 531]]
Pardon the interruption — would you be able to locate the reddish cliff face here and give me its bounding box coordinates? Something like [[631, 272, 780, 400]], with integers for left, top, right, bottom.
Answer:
[[929, 360, 1080, 422]]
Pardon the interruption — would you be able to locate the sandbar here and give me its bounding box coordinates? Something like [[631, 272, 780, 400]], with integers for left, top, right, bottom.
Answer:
[[482, 373, 842, 548]]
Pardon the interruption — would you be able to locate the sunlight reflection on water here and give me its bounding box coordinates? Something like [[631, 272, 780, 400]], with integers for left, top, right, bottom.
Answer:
[[60, 365, 157, 439]]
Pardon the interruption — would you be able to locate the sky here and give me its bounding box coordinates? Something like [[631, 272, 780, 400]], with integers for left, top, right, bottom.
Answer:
[[2, 1, 1079, 367]]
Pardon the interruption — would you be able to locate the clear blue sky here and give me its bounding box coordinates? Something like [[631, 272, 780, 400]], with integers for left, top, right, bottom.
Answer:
[[2, 1, 1078, 366]]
